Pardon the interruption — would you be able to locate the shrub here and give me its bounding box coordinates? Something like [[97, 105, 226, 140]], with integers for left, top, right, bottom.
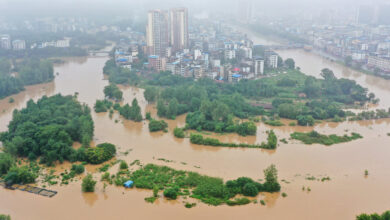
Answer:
[[226, 197, 251, 206], [185, 202, 197, 208], [243, 183, 259, 197], [82, 174, 96, 192], [163, 187, 179, 200], [120, 161, 128, 170], [173, 127, 185, 138], [149, 120, 168, 132], [4, 166, 37, 185], [71, 164, 85, 175], [85, 143, 116, 164]]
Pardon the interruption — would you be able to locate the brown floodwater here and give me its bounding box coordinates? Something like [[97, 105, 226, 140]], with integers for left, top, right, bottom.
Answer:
[[1, 42, 390, 220]]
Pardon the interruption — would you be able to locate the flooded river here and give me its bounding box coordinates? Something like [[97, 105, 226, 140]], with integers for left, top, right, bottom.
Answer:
[[1, 40, 390, 219]]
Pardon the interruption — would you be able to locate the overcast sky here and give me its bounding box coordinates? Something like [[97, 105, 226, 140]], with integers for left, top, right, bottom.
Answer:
[[1, 0, 390, 19]]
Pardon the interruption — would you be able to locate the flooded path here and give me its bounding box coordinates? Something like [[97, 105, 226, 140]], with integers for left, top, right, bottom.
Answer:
[[1, 44, 390, 219]]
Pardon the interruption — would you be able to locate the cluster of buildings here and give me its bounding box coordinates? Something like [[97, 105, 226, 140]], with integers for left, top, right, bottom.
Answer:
[[114, 8, 280, 82], [1, 35, 26, 50], [0, 34, 71, 51], [253, 3, 390, 75]]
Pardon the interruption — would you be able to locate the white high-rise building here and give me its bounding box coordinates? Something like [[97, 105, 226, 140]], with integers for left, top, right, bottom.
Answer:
[[146, 10, 170, 57], [170, 8, 189, 52], [1, 35, 11, 50], [12, 40, 26, 50], [254, 58, 264, 76]]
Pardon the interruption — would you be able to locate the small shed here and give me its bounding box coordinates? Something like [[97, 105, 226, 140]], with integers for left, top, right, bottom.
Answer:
[[124, 181, 134, 188]]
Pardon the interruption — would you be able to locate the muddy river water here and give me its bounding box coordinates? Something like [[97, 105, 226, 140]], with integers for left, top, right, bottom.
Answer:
[[1, 36, 390, 219]]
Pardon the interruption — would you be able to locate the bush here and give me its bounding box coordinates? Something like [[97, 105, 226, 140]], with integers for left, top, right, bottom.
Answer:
[[173, 127, 185, 138], [120, 161, 128, 170], [4, 166, 37, 185], [226, 197, 251, 206], [163, 187, 179, 200], [71, 164, 85, 175], [85, 143, 116, 164], [82, 174, 96, 192], [148, 120, 168, 132], [242, 183, 259, 196]]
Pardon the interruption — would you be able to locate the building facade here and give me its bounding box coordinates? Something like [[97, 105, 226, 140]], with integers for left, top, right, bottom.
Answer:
[[146, 10, 170, 57], [170, 8, 189, 52]]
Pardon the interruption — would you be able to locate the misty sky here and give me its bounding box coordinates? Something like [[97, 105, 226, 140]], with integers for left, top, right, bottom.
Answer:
[[1, 0, 390, 19]]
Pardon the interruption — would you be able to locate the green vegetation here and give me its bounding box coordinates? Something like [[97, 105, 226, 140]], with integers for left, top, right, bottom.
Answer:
[[103, 59, 140, 85], [0, 94, 94, 165], [185, 202, 197, 208], [226, 198, 251, 206], [190, 130, 277, 149], [0, 58, 54, 99], [173, 127, 185, 138], [103, 58, 380, 136], [291, 131, 363, 146], [148, 120, 168, 132], [8, 98, 14, 103], [127, 163, 280, 206], [71, 164, 85, 175], [94, 100, 113, 113], [0, 214, 11, 220], [119, 99, 142, 122], [85, 143, 116, 164], [349, 109, 390, 121], [281, 192, 288, 197], [104, 84, 123, 101], [0, 153, 14, 176], [356, 210, 390, 220], [120, 161, 128, 170], [264, 120, 285, 126], [82, 174, 96, 192], [4, 165, 37, 185]]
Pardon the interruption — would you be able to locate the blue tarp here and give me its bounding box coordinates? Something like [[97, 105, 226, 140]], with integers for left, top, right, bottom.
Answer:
[[124, 180, 134, 188]]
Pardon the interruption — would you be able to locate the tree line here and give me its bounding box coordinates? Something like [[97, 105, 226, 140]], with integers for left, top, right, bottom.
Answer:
[[0, 58, 54, 99]]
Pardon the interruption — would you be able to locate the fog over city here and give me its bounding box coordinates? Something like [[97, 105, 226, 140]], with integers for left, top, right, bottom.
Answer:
[[1, 0, 390, 18]]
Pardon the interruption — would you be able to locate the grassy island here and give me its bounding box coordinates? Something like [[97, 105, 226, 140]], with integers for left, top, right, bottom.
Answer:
[[291, 131, 363, 146], [126, 163, 281, 206], [189, 130, 277, 149]]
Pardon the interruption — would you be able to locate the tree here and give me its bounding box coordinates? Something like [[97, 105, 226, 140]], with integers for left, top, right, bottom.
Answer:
[[344, 56, 353, 67], [0, 153, 14, 175], [277, 56, 283, 68], [264, 164, 278, 184], [242, 183, 259, 196], [167, 98, 179, 119], [104, 84, 122, 101], [71, 164, 85, 174], [130, 98, 142, 122], [157, 99, 167, 117], [284, 58, 295, 69], [267, 130, 277, 149], [82, 174, 96, 192], [320, 68, 336, 81], [148, 120, 168, 132], [173, 127, 185, 138], [144, 87, 158, 102]]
